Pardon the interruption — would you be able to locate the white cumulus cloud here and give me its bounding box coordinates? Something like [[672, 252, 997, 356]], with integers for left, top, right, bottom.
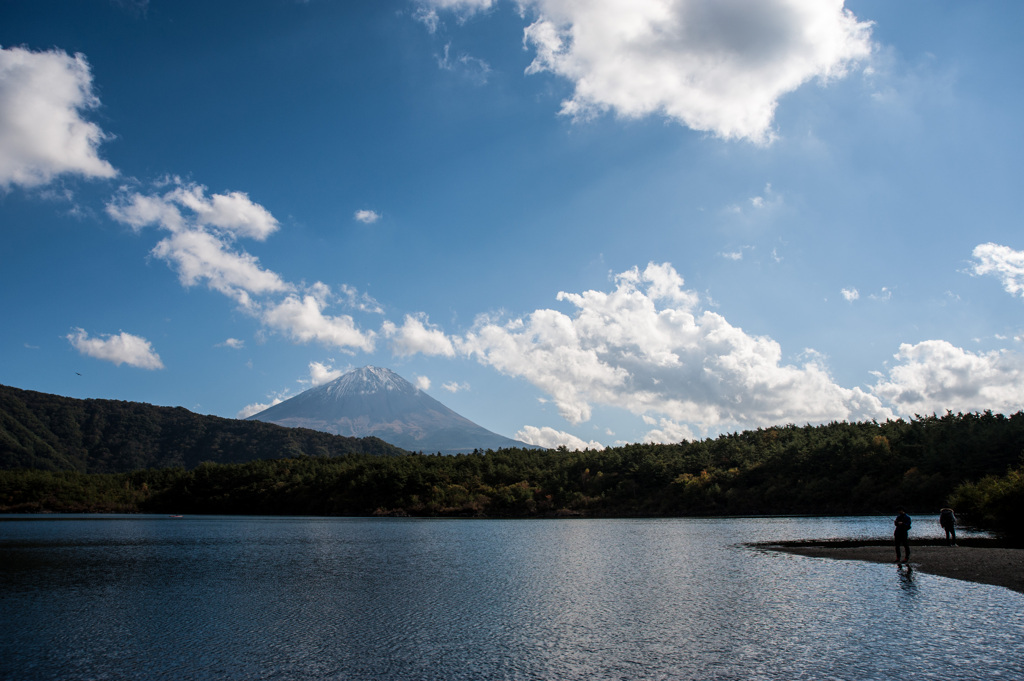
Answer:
[[511, 0, 874, 143], [107, 179, 377, 352], [457, 262, 891, 434], [515, 425, 605, 451], [149, 228, 290, 306], [308, 361, 344, 386], [972, 242, 1024, 298], [415, 375, 432, 391], [261, 289, 376, 353], [382, 314, 457, 357], [0, 46, 117, 188], [107, 181, 289, 306], [871, 340, 1024, 416], [841, 288, 859, 302], [166, 184, 280, 240], [67, 328, 164, 369]]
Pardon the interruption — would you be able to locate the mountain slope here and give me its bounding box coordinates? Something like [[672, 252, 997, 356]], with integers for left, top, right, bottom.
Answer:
[[0, 384, 406, 473], [247, 366, 539, 454]]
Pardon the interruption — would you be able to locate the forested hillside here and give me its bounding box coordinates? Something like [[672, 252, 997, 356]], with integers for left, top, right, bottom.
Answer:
[[0, 384, 406, 472], [1, 397, 1021, 536]]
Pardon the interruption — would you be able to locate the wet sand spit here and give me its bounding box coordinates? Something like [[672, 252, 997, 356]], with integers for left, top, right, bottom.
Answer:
[[761, 538, 1024, 594]]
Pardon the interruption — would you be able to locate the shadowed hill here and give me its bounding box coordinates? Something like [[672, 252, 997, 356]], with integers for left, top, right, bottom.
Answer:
[[0, 384, 406, 473]]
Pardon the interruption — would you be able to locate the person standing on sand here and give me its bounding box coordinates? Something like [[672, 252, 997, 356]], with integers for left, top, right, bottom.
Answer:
[[939, 507, 957, 545], [894, 509, 912, 563]]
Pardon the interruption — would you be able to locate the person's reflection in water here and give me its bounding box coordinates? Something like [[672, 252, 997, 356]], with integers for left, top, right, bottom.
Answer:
[[897, 563, 917, 594]]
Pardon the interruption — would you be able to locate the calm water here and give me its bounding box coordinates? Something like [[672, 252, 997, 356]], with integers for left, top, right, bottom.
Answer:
[[1, 515, 1020, 680]]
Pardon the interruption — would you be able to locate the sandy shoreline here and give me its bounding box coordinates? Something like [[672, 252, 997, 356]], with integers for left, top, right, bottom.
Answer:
[[760, 538, 1024, 594]]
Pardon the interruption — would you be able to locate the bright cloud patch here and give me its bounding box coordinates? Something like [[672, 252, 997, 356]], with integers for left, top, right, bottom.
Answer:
[[67, 328, 164, 369], [0, 46, 116, 188], [354, 209, 381, 224], [972, 243, 1024, 298], [107, 181, 288, 306], [470, 0, 874, 143], [522, 0, 873, 142], [515, 425, 605, 451], [262, 290, 376, 353], [641, 416, 697, 444], [458, 262, 891, 434], [168, 184, 280, 240], [872, 340, 1024, 416], [236, 398, 283, 419], [383, 314, 456, 357], [107, 179, 377, 352], [150, 228, 289, 305], [308, 361, 344, 386]]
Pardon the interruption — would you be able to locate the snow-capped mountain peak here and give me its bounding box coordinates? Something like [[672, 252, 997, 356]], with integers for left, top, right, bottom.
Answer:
[[247, 366, 539, 454]]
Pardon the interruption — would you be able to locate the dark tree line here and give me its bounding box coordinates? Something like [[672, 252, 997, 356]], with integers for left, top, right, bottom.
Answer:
[[0, 384, 405, 473], [1, 400, 1022, 536]]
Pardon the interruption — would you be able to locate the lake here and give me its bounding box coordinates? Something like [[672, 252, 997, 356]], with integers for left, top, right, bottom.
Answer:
[[1, 515, 1021, 680]]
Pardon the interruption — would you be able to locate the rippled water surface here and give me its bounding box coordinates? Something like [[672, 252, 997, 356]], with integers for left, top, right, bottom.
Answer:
[[1, 515, 1020, 680]]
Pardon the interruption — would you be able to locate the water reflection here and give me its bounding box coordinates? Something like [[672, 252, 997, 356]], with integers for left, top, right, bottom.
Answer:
[[897, 563, 916, 588], [1, 515, 1020, 681]]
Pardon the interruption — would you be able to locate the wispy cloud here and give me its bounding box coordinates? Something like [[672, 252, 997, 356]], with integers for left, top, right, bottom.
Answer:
[[436, 43, 491, 85], [869, 287, 892, 301], [414, 0, 496, 34], [338, 284, 385, 314]]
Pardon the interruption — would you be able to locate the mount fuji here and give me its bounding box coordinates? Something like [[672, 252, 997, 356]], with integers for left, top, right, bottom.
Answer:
[[247, 366, 540, 454]]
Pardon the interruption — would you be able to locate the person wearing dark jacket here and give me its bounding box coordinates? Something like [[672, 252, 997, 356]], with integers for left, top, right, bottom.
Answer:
[[939, 508, 957, 545], [894, 509, 912, 563]]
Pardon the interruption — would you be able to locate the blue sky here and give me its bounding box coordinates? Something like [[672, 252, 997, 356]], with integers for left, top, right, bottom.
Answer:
[[2, 0, 1023, 450]]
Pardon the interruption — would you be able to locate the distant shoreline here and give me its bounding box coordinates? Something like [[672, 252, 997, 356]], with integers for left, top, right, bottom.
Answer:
[[758, 538, 1024, 594]]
